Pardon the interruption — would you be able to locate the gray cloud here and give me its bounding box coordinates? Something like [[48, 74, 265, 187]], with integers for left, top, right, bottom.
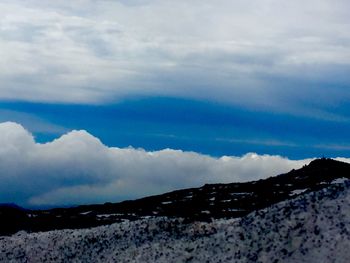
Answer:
[[0, 121, 327, 207], [0, 0, 349, 117]]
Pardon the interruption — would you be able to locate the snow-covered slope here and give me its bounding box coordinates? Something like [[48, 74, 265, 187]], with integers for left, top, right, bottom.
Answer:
[[1, 180, 350, 262]]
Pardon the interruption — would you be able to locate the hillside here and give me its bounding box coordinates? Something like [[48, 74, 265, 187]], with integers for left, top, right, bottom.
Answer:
[[1, 173, 349, 262], [1, 158, 350, 236]]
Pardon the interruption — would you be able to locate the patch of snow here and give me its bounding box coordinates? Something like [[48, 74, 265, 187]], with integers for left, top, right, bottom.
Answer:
[[227, 208, 245, 212], [27, 214, 37, 218], [290, 189, 308, 196], [332, 178, 348, 184], [141, 216, 153, 219], [80, 211, 92, 215], [96, 213, 124, 218], [230, 192, 251, 196]]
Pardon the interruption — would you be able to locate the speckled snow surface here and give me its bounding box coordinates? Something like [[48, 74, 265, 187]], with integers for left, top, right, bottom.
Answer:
[[1, 181, 350, 263]]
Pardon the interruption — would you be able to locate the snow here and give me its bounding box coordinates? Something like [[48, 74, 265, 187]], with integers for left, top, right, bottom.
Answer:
[[1, 182, 350, 262], [230, 192, 251, 196], [80, 211, 92, 215], [226, 208, 245, 212], [96, 213, 125, 218], [27, 214, 37, 218], [290, 189, 308, 196], [332, 178, 348, 184]]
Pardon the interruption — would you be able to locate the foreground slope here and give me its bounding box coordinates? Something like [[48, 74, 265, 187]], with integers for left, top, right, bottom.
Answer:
[[1, 158, 350, 235], [1, 179, 350, 262]]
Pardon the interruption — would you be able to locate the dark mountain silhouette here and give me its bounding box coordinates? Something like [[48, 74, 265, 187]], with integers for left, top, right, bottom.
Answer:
[[1, 158, 349, 236]]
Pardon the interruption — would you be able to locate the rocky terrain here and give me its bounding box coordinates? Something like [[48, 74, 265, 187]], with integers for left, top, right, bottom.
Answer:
[[1, 158, 350, 236], [1, 174, 349, 262]]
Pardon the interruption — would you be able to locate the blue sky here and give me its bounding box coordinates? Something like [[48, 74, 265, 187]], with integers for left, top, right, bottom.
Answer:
[[1, 97, 350, 160], [0, 0, 350, 206]]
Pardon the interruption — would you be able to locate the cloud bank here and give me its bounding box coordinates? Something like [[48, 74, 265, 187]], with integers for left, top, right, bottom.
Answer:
[[0, 0, 350, 116], [0, 121, 330, 207]]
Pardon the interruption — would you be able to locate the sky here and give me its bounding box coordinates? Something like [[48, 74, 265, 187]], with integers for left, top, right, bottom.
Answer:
[[0, 0, 350, 207]]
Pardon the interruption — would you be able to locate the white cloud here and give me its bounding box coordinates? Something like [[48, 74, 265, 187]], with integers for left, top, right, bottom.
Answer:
[[0, 121, 325, 207], [0, 0, 349, 115]]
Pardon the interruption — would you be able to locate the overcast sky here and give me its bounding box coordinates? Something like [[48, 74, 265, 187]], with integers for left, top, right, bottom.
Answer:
[[1, 0, 350, 206], [1, 0, 350, 110]]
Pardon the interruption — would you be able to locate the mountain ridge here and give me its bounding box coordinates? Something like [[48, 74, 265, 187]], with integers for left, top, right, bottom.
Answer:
[[1, 158, 350, 236], [1, 172, 350, 262]]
